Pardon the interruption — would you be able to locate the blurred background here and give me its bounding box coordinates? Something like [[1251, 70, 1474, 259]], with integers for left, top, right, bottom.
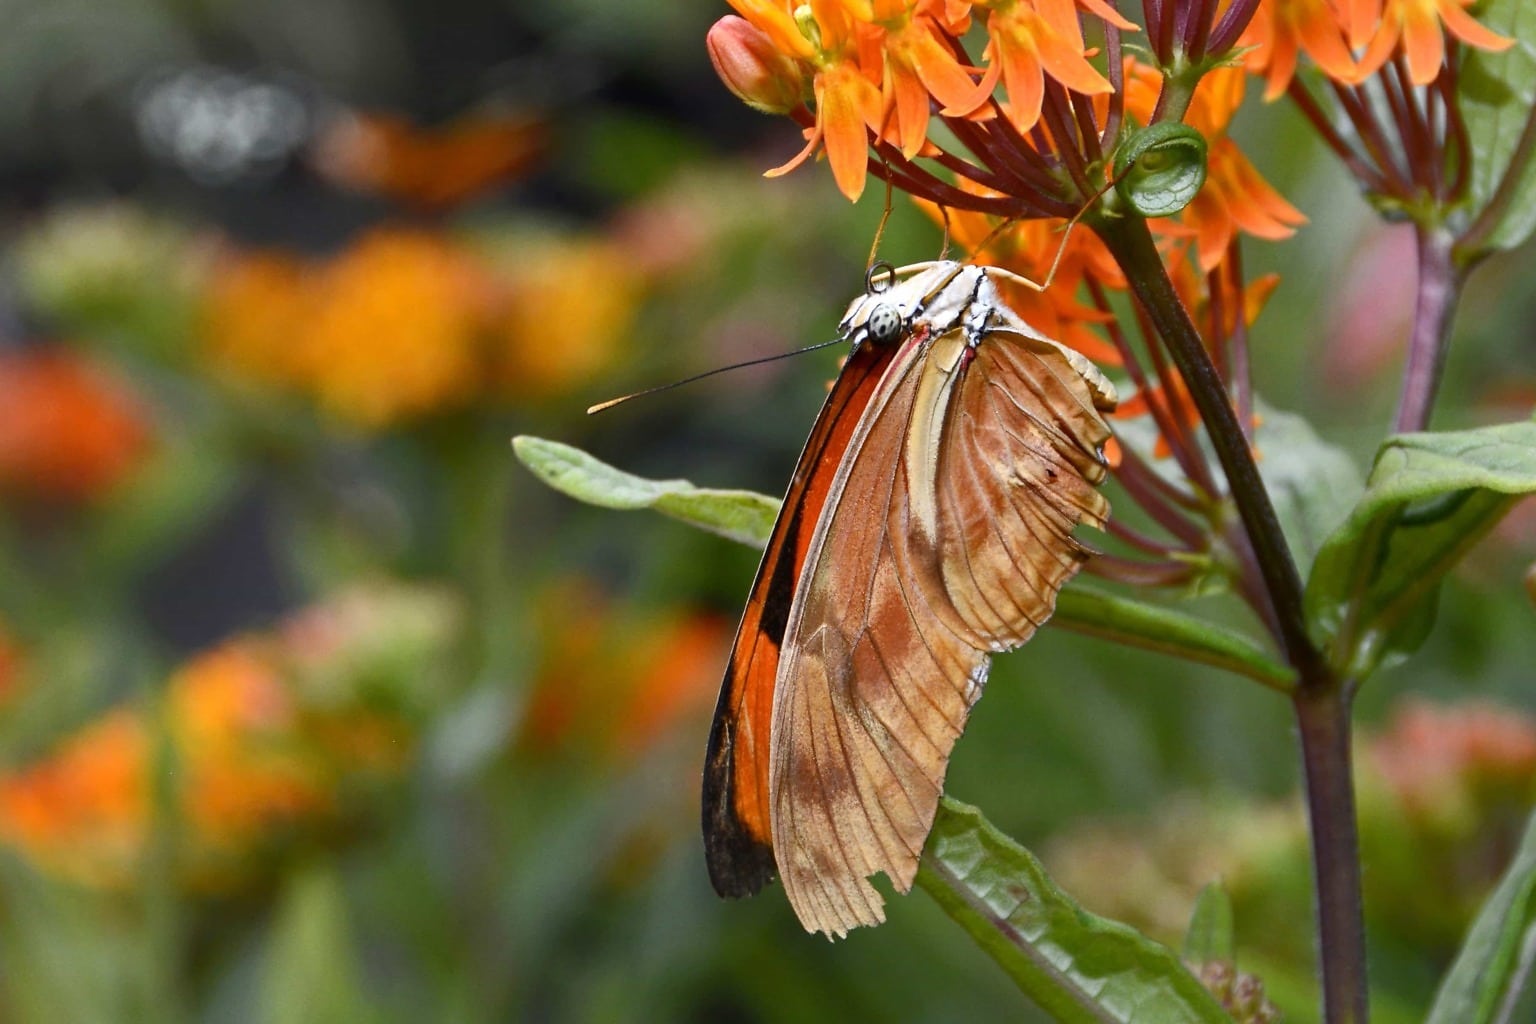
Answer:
[[0, 0, 1533, 1021]]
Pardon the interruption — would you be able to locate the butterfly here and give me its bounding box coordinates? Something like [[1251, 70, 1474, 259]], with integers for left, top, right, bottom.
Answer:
[[701, 259, 1118, 938]]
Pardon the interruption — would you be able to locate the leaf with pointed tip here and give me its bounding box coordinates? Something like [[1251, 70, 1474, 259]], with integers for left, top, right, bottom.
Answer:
[[1304, 418, 1536, 679], [1183, 884, 1235, 968], [918, 798, 1233, 1024], [1460, 0, 1536, 254], [512, 435, 778, 547], [1427, 810, 1536, 1024]]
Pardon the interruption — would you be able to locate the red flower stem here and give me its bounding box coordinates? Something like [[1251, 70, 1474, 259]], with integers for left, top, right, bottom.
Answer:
[[1070, 93, 1105, 164], [1087, 276, 1218, 498], [1083, 553, 1195, 586], [1112, 430, 1202, 511], [1040, 81, 1094, 195], [1111, 453, 1209, 547], [1106, 515, 1183, 555], [1134, 299, 1219, 494], [1439, 71, 1473, 201], [1101, 23, 1125, 145], [1224, 249, 1255, 442], [1098, 213, 1365, 1024], [1286, 82, 1390, 193], [1332, 82, 1413, 196], [1113, 448, 1208, 543], [1393, 223, 1463, 433]]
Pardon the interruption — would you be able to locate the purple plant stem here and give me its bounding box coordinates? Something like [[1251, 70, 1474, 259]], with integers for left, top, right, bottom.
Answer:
[[1393, 224, 1462, 433]]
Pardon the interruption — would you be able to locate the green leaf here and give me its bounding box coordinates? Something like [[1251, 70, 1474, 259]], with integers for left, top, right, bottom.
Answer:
[[1459, 0, 1536, 254], [519, 438, 1289, 685], [1304, 417, 1536, 680], [262, 865, 379, 1024], [1114, 123, 1209, 218], [1426, 809, 1536, 1024], [1253, 405, 1364, 577], [917, 798, 1233, 1024], [1053, 587, 1294, 692], [513, 435, 777, 547], [1182, 885, 1235, 967]]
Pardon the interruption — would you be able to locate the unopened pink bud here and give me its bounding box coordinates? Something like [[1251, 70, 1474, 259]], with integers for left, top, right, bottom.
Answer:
[[706, 16, 807, 115]]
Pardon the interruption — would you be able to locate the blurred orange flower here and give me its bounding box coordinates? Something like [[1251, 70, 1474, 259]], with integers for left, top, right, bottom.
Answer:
[[203, 224, 644, 422], [0, 582, 455, 890], [520, 582, 729, 763], [1242, 0, 1512, 96], [0, 350, 153, 504], [0, 712, 150, 887], [1368, 698, 1536, 822], [201, 251, 311, 387], [311, 110, 545, 211], [168, 644, 330, 857], [299, 230, 490, 429], [491, 235, 641, 399]]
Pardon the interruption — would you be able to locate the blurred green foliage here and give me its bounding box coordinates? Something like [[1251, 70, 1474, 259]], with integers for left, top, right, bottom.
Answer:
[[0, 1, 1531, 1022]]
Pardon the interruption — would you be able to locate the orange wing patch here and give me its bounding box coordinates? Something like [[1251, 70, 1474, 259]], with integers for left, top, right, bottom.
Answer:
[[702, 342, 896, 898]]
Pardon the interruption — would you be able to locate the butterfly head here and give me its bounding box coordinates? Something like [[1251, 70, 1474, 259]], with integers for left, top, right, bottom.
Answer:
[[839, 260, 977, 349]]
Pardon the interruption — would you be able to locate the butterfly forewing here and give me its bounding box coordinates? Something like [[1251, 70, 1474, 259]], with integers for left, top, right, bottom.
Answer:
[[702, 340, 898, 898]]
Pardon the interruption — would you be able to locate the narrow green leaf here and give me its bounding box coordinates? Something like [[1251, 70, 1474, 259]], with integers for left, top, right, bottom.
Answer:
[[1182, 885, 1235, 967], [1427, 810, 1536, 1024], [513, 435, 777, 547], [262, 865, 378, 1024], [1304, 417, 1536, 679], [1460, 0, 1536, 254], [1054, 587, 1294, 692], [917, 798, 1233, 1024]]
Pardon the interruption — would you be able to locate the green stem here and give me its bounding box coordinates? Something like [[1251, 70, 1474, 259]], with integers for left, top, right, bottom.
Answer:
[[1094, 213, 1368, 1023]]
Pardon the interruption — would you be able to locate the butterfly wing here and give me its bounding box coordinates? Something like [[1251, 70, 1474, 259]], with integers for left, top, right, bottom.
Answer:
[[770, 318, 1113, 937], [702, 341, 898, 898]]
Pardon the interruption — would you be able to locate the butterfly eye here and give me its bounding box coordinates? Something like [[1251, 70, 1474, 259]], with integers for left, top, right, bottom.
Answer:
[[866, 303, 904, 344]]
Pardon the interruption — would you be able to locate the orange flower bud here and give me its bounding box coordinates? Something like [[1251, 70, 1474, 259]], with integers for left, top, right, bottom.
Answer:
[[706, 16, 807, 115]]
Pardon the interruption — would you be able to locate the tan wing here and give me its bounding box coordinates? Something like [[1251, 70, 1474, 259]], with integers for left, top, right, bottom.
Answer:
[[769, 323, 1112, 938]]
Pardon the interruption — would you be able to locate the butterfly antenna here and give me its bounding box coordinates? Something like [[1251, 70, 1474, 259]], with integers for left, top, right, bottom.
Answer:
[[587, 337, 847, 415], [866, 159, 895, 271], [982, 170, 1130, 295], [938, 204, 953, 260]]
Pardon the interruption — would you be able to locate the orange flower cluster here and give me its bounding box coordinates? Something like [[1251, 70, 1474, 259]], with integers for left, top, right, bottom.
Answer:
[[519, 582, 730, 764], [711, 0, 1135, 201], [0, 646, 326, 889], [1367, 698, 1536, 823], [201, 227, 643, 430], [311, 110, 545, 211], [0, 350, 153, 504], [1242, 0, 1512, 98], [0, 583, 457, 890], [710, 1, 1514, 196]]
